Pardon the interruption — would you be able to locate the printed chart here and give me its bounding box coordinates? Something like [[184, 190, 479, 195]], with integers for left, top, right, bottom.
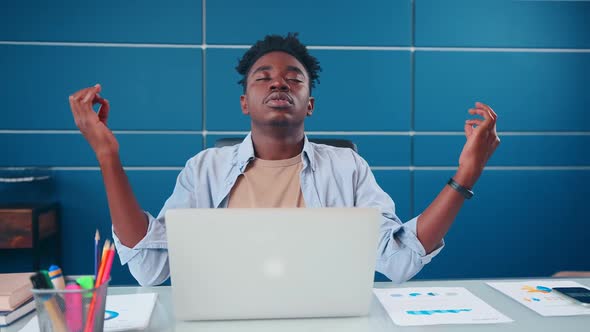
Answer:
[[487, 280, 590, 317], [373, 287, 512, 326]]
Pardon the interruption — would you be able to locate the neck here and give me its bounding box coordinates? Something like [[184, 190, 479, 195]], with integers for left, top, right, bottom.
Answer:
[[251, 129, 305, 160]]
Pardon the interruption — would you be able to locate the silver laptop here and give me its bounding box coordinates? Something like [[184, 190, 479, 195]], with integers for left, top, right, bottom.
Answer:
[[165, 208, 380, 320]]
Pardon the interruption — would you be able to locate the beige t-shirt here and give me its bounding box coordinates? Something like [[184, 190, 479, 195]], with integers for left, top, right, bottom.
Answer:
[[227, 153, 305, 208]]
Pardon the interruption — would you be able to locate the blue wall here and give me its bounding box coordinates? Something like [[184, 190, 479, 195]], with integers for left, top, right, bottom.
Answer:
[[1, 0, 588, 285]]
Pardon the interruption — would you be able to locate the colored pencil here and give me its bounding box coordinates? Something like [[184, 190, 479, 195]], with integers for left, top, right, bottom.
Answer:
[[99, 243, 115, 285], [94, 239, 110, 287], [84, 240, 113, 332], [94, 230, 100, 279]]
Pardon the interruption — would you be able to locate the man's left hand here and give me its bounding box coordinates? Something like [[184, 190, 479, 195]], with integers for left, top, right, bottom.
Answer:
[[455, 101, 500, 188]]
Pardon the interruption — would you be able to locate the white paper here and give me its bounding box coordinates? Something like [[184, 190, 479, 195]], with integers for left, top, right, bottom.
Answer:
[[373, 287, 513, 326], [19, 293, 158, 332], [103, 293, 158, 331], [487, 280, 590, 317]]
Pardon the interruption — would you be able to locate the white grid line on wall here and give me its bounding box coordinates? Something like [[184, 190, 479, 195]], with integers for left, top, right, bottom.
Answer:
[[201, 0, 208, 148], [2, 41, 590, 53]]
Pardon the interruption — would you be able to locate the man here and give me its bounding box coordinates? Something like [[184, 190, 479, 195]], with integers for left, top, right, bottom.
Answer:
[[68, 33, 499, 286]]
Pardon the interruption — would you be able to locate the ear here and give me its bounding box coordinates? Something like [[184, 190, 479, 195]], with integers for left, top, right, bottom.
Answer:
[[240, 95, 249, 115], [306, 96, 315, 116]]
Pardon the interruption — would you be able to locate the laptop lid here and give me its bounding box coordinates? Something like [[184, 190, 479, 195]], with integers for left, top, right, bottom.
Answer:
[[165, 208, 380, 320]]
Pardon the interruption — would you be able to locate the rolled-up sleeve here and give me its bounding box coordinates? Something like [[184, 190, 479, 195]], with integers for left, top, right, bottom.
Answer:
[[112, 211, 170, 286], [353, 154, 444, 283], [375, 215, 444, 283]]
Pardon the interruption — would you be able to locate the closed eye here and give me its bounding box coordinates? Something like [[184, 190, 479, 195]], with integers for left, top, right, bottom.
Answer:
[[256, 77, 271, 81]]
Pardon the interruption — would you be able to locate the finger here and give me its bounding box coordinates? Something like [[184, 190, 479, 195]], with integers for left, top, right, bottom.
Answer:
[[82, 84, 102, 103], [465, 119, 484, 127], [95, 96, 110, 124], [475, 101, 494, 113], [468, 108, 493, 127], [72, 94, 92, 128], [71, 89, 86, 100], [475, 102, 497, 121], [69, 95, 82, 124], [464, 123, 473, 138], [71, 84, 99, 100], [94, 94, 106, 105], [71, 91, 96, 126]]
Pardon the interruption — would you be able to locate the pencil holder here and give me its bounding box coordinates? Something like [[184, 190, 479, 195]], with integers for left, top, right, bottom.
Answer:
[[31, 276, 110, 332]]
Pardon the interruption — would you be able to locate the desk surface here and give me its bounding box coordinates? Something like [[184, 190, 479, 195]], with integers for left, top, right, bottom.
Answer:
[[4, 278, 590, 332]]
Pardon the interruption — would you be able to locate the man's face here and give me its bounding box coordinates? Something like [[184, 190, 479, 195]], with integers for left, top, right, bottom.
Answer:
[[240, 51, 315, 130]]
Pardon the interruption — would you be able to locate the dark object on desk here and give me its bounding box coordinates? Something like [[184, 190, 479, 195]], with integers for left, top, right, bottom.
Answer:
[[0, 203, 61, 272], [552, 287, 590, 307], [215, 137, 359, 153]]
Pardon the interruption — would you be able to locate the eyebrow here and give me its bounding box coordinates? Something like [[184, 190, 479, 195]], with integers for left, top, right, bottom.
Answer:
[[250, 65, 306, 77], [250, 65, 272, 76], [286, 65, 305, 77]]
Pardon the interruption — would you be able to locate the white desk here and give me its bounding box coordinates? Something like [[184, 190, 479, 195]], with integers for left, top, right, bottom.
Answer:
[[4, 278, 590, 331]]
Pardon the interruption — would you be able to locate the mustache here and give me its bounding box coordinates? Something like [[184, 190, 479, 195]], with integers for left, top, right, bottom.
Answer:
[[264, 92, 293, 104]]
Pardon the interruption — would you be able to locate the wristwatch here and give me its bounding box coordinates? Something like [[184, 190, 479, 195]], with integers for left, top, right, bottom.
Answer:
[[447, 178, 474, 199]]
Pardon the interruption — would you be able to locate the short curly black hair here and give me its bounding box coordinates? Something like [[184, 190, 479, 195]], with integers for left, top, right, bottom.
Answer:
[[236, 32, 321, 93]]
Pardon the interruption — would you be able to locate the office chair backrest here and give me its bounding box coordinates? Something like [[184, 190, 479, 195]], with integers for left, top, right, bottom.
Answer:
[[214, 137, 358, 153]]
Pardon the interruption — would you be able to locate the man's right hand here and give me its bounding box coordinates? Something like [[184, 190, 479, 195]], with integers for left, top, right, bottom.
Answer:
[[69, 84, 119, 163], [69, 84, 148, 249]]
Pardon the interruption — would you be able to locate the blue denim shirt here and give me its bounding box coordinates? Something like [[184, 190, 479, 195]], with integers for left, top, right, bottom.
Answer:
[[113, 133, 444, 286]]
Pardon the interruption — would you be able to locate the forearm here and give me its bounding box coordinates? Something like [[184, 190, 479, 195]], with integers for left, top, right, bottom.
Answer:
[[69, 84, 149, 247], [99, 153, 148, 248], [416, 167, 475, 253], [417, 101, 499, 254]]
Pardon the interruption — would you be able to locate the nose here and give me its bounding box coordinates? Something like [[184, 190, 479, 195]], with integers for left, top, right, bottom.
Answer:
[[269, 77, 289, 92]]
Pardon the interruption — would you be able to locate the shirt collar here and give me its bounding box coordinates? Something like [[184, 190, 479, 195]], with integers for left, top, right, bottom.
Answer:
[[235, 132, 316, 172], [302, 135, 316, 171], [236, 133, 256, 172]]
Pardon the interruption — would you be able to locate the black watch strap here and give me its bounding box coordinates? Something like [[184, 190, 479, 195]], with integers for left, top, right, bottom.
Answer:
[[447, 178, 474, 199]]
